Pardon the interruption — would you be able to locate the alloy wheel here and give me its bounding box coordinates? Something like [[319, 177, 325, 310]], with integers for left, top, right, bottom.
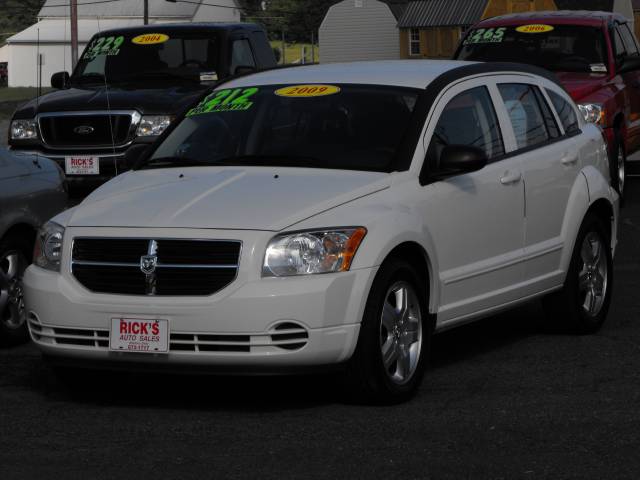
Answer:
[[0, 251, 27, 330], [578, 232, 608, 317]]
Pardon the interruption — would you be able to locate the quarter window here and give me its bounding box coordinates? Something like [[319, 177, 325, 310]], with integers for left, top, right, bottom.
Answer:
[[427, 86, 505, 168], [498, 84, 550, 150], [546, 89, 580, 135], [410, 29, 421, 56]]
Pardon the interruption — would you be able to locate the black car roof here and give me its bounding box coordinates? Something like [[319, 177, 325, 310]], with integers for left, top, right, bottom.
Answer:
[[488, 9, 628, 24], [94, 22, 263, 36]]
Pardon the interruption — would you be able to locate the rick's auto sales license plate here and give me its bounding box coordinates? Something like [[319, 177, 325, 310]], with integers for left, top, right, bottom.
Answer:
[[109, 318, 169, 353], [65, 156, 99, 175]]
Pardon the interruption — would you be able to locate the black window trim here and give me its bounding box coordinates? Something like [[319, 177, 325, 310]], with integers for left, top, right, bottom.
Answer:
[[544, 87, 582, 139]]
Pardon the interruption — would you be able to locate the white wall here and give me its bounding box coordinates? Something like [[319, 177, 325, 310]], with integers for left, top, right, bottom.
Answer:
[[8, 43, 88, 87], [192, 0, 241, 22], [319, 0, 400, 63]]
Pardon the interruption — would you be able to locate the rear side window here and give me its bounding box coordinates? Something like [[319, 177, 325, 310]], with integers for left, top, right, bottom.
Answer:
[[498, 84, 549, 150], [427, 86, 505, 167], [546, 90, 580, 135]]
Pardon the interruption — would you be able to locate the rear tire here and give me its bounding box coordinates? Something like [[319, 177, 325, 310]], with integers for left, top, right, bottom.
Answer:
[[543, 213, 613, 334], [343, 258, 431, 404], [0, 233, 32, 347]]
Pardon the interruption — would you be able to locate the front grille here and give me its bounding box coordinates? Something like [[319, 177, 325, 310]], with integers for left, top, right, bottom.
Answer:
[[71, 238, 241, 296], [39, 113, 132, 148], [29, 314, 110, 348]]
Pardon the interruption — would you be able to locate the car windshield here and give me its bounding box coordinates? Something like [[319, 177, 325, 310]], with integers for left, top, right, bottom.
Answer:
[[457, 25, 608, 73], [145, 84, 420, 172], [73, 31, 219, 85]]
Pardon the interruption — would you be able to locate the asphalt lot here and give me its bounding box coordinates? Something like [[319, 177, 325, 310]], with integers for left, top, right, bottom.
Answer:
[[2, 181, 640, 479]]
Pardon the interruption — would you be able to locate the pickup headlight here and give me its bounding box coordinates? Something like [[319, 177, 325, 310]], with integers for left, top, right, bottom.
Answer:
[[262, 228, 367, 277], [10, 119, 38, 140], [578, 103, 605, 125], [33, 222, 65, 272], [136, 115, 172, 137]]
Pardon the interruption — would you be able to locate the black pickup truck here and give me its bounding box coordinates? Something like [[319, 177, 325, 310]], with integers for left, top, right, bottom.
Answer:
[[8, 23, 276, 194]]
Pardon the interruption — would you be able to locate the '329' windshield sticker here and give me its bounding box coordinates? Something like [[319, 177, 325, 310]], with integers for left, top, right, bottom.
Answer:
[[83, 35, 125, 60], [275, 85, 341, 97], [463, 28, 507, 45], [187, 88, 259, 116]]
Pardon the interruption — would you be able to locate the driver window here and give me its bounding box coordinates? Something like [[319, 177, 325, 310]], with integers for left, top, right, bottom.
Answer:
[[614, 28, 627, 63], [231, 39, 256, 74], [620, 24, 639, 56], [427, 86, 505, 170]]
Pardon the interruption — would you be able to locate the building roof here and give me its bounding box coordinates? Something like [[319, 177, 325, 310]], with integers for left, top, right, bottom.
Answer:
[[379, 0, 410, 20], [554, 0, 614, 10], [398, 0, 488, 28], [632, 0, 640, 10], [38, 0, 241, 19], [6, 18, 143, 44]]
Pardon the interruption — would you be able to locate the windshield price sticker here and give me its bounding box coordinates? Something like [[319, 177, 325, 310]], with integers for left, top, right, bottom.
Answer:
[[516, 24, 554, 34], [275, 84, 341, 97], [187, 87, 259, 116], [83, 35, 125, 60], [132, 33, 170, 45], [463, 28, 507, 45]]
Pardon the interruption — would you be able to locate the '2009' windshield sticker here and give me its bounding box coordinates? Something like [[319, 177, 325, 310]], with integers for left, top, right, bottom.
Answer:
[[83, 35, 125, 60], [463, 28, 507, 45], [516, 24, 554, 34], [187, 88, 259, 116], [275, 85, 341, 97], [132, 33, 170, 45]]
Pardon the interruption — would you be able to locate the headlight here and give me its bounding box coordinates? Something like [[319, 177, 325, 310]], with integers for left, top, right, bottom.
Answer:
[[263, 228, 367, 277], [10, 119, 38, 140], [136, 115, 172, 137], [578, 103, 605, 125], [33, 222, 65, 272]]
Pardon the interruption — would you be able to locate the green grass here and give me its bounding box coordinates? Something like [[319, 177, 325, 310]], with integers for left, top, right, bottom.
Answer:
[[270, 41, 319, 65], [0, 86, 52, 103]]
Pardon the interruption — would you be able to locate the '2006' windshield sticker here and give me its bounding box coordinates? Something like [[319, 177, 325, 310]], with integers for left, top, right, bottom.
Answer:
[[187, 88, 259, 116], [83, 35, 125, 60], [275, 85, 341, 97], [515, 24, 554, 34], [132, 33, 170, 45], [463, 28, 507, 45]]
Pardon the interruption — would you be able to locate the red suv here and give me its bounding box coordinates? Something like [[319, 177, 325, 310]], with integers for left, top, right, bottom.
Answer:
[[455, 11, 640, 200]]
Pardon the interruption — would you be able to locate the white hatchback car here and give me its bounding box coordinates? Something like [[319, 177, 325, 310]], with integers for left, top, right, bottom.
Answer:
[[23, 61, 618, 402]]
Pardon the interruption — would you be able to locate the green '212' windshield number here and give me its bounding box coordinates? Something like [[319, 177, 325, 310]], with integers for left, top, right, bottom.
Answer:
[[187, 88, 259, 116]]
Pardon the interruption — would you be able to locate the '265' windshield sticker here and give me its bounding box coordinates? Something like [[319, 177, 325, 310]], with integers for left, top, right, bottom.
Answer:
[[83, 35, 125, 60], [463, 28, 507, 45], [275, 85, 341, 97], [187, 88, 259, 116]]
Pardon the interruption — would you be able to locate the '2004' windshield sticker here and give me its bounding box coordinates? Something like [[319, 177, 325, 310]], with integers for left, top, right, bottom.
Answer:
[[187, 88, 259, 116], [132, 33, 170, 45], [516, 24, 554, 34], [83, 35, 125, 60], [275, 85, 341, 97], [463, 28, 507, 45]]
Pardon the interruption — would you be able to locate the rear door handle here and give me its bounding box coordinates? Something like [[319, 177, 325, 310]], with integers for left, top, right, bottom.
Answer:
[[561, 154, 579, 166], [500, 170, 522, 185]]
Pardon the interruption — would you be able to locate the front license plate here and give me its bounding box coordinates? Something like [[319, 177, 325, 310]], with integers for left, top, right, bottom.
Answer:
[[109, 318, 169, 353], [65, 156, 99, 175]]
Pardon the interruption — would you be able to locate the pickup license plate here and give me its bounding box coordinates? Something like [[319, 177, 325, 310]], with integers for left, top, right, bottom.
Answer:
[[65, 156, 99, 175], [109, 318, 169, 353]]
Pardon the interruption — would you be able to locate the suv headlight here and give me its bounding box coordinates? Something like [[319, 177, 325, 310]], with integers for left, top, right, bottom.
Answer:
[[262, 228, 367, 277], [33, 222, 65, 272], [578, 103, 605, 125], [10, 119, 38, 140], [136, 115, 172, 137]]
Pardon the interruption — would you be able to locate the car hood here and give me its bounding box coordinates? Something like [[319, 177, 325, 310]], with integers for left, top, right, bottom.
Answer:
[[67, 167, 390, 231], [554, 72, 610, 102], [14, 83, 208, 118]]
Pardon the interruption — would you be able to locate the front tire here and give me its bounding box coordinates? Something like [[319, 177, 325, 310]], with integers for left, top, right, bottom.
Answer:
[[344, 258, 431, 403], [543, 213, 613, 334], [610, 129, 626, 203], [0, 234, 31, 347]]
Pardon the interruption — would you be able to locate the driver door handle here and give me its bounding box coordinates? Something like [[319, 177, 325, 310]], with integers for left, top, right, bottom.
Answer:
[[500, 170, 522, 185]]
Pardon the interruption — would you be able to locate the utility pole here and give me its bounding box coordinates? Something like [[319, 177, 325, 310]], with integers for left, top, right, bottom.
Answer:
[[70, 0, 78, 67], [144, 0, 149, 25]]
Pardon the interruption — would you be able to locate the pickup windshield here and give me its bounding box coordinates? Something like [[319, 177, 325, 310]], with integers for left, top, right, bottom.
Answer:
[[73, 31, 219, 85], [457, 25, 608, 73], [145, 84, 420, 172]]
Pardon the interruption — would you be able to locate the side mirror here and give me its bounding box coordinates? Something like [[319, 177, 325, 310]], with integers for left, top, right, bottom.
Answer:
[[233, 65, 256, 76], [51, 71, 70, 89], [619, 57, 640, 74], [125, 143, 151, 170], [436, 145, 488, 178]]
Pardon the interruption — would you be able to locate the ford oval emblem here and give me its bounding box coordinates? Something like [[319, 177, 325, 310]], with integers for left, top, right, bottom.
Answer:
[[74, 125, 94, 135]]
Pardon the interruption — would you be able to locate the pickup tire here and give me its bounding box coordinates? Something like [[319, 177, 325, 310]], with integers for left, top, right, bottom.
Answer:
[[610, 129, 626, 203], [0, 233, 31, 346], [543, 213, 613, 334], [344, 258, 430, 404]]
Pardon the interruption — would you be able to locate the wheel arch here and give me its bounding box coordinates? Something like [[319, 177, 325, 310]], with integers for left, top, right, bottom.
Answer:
[[0, 222, 37, 255]]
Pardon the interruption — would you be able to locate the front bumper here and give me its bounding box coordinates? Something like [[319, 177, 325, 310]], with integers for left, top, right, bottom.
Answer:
[[23, 229, 376, 369]]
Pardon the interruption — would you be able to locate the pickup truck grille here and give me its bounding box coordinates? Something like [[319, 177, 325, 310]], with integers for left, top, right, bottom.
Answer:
[[39, 113, 133, 148], [71, 238, 241, 296]]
